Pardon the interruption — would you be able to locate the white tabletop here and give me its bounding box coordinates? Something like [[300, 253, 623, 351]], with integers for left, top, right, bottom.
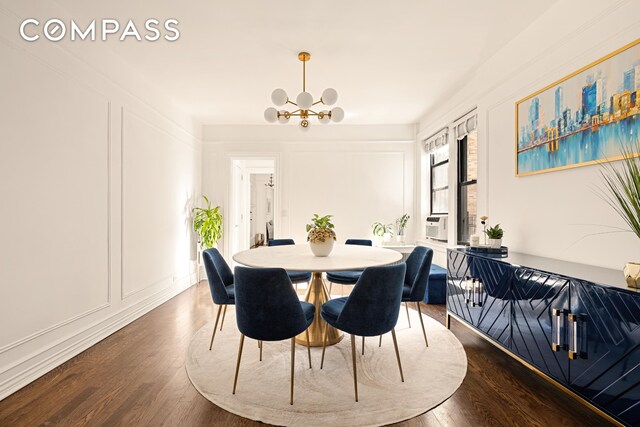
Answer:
[[232, 244, 403, 272]]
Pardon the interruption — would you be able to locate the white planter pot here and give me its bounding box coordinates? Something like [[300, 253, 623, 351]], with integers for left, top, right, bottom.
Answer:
[[396, 234, 405, 243], [488, 238, 502, 248], [310, 239, 334, 257], [383, 232, 392, 243]]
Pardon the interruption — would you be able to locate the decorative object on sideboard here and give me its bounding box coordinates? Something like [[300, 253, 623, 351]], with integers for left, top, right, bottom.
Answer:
[[599, 142, 640, 288], [372, 221, 394, 244], [480, 215, 488, 245], [623, 262, 640, 288], [395, 214, 410, 243], [484, 223, 504, 248], [264, 51, 344, 132], [306, 214, 336, 257]]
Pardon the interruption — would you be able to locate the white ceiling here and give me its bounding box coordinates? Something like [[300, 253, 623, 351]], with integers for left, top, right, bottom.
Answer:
[[57, 0, 559, 125]]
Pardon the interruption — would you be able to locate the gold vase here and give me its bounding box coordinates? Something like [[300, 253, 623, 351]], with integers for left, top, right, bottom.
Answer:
[[623, 262, 640, 288]]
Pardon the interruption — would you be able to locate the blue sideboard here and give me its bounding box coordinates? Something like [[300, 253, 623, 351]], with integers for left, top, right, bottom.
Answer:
[[446, 248, 640, 426]]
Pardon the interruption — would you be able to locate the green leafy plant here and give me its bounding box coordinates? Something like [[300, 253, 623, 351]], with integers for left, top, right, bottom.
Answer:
[[599, 143, 640, 239], [372, 222, 394, 237], [306, 214, 336, 243], [484, 224, 504, 239], [396, 214, 410, 235], [192, 195, 223, 249]]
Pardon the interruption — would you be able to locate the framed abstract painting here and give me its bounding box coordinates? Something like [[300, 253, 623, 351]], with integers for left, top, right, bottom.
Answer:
[[516, 38, 640, 176]]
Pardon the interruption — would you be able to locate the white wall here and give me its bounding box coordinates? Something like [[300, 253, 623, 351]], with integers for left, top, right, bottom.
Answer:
[[201, 125, 416, 259], [417, 0, 640, 270], [0, 1, 201, 399]]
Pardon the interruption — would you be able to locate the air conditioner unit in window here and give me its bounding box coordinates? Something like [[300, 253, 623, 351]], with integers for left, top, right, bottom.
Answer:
[[425, 216, 447, 242]]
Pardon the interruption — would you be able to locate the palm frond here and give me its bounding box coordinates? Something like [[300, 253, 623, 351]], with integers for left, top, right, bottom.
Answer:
[[598, 142, 640, 239]]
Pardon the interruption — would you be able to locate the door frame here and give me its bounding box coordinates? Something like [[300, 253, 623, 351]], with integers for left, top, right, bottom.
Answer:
[[225, 154, 281, 259]]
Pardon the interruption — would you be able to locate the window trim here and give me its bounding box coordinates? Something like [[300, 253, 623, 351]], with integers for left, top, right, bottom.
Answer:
[[457, 134, 478, 245], [430, 156, 449, 215]]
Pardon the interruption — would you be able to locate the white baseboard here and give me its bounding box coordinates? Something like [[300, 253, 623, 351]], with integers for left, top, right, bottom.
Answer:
[[0, 277, 196, 401]]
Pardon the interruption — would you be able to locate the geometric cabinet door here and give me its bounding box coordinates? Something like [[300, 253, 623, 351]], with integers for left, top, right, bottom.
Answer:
[[567, 280, 640, 425], [447, 250, 512, 347], [511, 267, 572, 384]]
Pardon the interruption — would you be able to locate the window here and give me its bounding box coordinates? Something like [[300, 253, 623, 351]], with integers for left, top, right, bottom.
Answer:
[[457, 129, 477, 244], [430, 145, 449, 214], [425, 129, 449, 216]]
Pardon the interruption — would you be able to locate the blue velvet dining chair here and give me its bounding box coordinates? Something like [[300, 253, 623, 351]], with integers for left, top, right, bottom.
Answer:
[[320, 263, 406, 402], [325, 239, 372, 296], [202, 248, 235, 351], [232, 267, 314, 405], [398, 246, 433, 347], [268, 239, 312, 289]]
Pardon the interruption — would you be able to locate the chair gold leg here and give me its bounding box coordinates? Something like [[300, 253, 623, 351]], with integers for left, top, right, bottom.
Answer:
[[320, 323, 329, 369], [378, 334, 382, 347], [209, 304, 223, 350], [290, 337, 295, 405], [220, 304, 228, 331], [350, 334, 358, 402], [328, 282, 332, 297], [362, 336, 365, 355], [391, 328, 404, 382], [405, 302, 411, 328], [259, 340, 263, 361], [232, 334, 245, 394], [305, 329, 312, 369], [416, 302, 429, 347]]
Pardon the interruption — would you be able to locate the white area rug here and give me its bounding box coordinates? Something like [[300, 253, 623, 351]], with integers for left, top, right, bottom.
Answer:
[[186, 306, 467, 426]]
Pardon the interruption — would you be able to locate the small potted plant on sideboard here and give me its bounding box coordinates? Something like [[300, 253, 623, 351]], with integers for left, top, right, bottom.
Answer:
[[484, 223, 504, 248]]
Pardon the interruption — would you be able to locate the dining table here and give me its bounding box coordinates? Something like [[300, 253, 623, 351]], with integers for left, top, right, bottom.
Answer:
[[233, 243, 402, 347]]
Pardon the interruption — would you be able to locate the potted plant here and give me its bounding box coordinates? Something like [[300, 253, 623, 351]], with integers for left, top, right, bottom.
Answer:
[[192, 195, 224, 249], [484, 224, 504, 248], [306, 214, 336, 257], [599, 143, 640, 288], [395, 214, 410, 243], [372, 221, 394, 244]]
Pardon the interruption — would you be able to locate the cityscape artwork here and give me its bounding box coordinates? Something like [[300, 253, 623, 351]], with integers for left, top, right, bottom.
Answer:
[[516, 39, 640, 176]]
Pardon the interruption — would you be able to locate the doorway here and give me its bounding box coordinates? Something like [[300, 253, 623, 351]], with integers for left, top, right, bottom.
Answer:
[[229, 158, 277, 258]]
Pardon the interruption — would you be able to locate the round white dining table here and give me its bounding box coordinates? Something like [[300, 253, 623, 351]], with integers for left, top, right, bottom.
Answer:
[[233, 243, 402, 346]]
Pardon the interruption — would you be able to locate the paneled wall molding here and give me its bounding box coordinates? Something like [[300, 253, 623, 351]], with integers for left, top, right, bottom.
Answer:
[[0, 2, 201, 401], [0, 278, 192, 401], [122, 275, 174, 300], [123, 108, 200, 150], [0, 302, 112, 356]]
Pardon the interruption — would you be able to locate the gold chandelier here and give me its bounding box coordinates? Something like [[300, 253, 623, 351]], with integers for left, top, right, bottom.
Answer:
[[264, 52, 344, 131]]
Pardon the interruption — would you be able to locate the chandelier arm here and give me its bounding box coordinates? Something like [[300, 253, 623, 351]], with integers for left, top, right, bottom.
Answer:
[[302, 58, 306, 92], [312, 100, 324, 106], [307, 110, 319, 115], [286, 100, 298, 107]]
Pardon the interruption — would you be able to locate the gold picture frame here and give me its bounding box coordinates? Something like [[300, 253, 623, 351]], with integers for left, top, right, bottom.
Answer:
[[515, 38, 640, 177]]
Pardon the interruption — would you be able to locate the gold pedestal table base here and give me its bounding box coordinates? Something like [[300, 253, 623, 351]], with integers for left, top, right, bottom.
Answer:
[[295, 272, 343, 346]]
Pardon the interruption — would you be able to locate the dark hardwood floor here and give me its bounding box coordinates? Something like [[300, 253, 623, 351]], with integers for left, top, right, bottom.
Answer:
[[0, 282, 613, 426]]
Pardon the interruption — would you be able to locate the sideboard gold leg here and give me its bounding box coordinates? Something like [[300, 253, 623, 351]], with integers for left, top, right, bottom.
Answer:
[[296, 272, 343, 346]]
